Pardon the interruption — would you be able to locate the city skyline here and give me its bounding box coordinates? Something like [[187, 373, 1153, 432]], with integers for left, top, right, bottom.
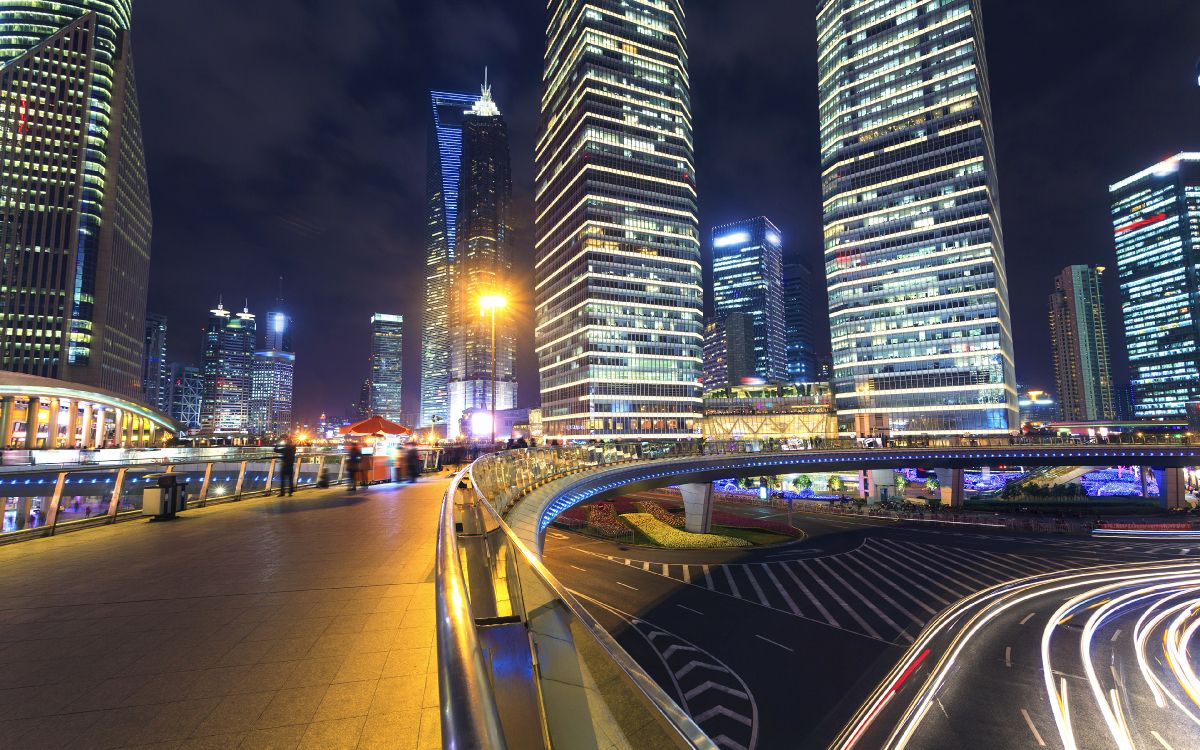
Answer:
[[52, 1, 1197, 422]]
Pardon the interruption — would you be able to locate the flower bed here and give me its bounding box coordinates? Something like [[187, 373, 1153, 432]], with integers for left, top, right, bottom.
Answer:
[[586, 503, 629, 537], [619, 513, 750, 549], [633, 500, 685, 528]]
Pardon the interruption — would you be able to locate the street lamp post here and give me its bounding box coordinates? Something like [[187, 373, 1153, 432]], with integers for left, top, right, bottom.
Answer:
[[479, 295, 507, 447]]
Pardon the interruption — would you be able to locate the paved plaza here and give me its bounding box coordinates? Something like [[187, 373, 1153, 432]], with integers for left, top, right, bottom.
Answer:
[[0, 477, 448, 749]]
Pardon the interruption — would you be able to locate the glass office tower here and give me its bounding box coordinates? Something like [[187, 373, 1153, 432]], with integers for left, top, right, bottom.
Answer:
[[711, 218, 788, 383], [200, 302, 256, 433], [816, 0, 1017, 436], [422, 90, 481, 432], [0, 1, 152, 398], [535, 0, 703, 440], [370, 313, 404, 423], [448, 80, 517, 435], [142, 313, 169, 411], [1048, 265, 1116, 422], [783, 257, 817, 383], [1110, 153, 1200, 419]]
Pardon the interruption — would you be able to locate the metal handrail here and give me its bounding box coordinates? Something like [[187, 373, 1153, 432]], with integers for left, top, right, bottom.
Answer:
[[435, 469, 508, 750]]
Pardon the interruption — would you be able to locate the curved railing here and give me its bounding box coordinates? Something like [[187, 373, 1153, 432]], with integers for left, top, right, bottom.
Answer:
[[436, 446, 716, 750]]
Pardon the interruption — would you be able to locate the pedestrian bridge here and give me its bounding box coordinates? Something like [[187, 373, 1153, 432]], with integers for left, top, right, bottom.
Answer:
[[438, 442, 1200, 749]]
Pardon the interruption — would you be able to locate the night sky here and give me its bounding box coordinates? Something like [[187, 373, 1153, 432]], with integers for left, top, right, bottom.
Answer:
[[134, 1, 1200, 423]]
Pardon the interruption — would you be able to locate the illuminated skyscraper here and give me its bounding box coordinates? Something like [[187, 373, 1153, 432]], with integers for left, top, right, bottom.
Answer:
[[1048, 265, 1115, 422], [535, 0, 703, 440], [250, 350, 295, 437], [817, 0, 1017, 436], [712, 218, 787, 382], [200, 302, 256, 433], [166, 363, 202, 430], [142, 313, 168, 411], [448, 78, 516, 434], [0, 1, 152, 399], [1110, 153, 1200, 419], [422, 89, 481, 431], [370, 314, 404, 423], [783, 257, 817, 383]]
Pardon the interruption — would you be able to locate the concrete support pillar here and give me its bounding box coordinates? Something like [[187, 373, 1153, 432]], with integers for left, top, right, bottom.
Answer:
[[24, 397, 40, 449], [0, 396, 14, 450], [679, 482, 714, 534], [79, 404, 93, 448], [92, 408, 106, 448], [935, 468, 965, 508], [857, 471, 868, 500], [867, 469, 895, 503], [45, 398, 60, 449], [1140, 466, 1151, 498], [1154, 467, 1186, 510]]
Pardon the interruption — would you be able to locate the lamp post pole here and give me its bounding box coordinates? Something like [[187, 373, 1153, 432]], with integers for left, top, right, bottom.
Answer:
[[490, 306, 497, 446]]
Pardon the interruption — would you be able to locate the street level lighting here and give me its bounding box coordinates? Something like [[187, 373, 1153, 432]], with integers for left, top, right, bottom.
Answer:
[[479, 294, 507, 446]]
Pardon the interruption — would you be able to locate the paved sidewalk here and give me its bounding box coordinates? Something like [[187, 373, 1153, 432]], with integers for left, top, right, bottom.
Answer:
[[0, 476, 449, 749]]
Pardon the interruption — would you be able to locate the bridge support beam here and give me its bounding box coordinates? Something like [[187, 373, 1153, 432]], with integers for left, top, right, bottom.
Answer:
[[679, 482, 713, 534], [1153, 467, 1187, 510], [934, 468, 965, 508], [866, 469, 894, 503]]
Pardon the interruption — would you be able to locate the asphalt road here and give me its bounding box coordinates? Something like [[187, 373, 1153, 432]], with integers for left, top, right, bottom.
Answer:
[[543, 504, 1200, 749]]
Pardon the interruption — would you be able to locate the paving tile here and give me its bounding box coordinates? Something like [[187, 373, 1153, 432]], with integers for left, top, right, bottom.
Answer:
[[313, 679, 377, 721], [381, 647, 430, 678], [191, 690, 275, 736], [332, 651, 386, 683], [357, 709, 423, 750], [238, 723, 306, 750], [369, 676, 424, 715], [296, 716, 366, 750], [255, 686, 326, 729]]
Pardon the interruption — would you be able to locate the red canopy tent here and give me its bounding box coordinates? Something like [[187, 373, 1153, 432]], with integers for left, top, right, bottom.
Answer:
[[339, 416, 412, 437]]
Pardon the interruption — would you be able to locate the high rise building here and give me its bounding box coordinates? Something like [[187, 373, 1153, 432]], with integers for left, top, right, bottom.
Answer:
[[702, 313, 756, 389], [711, 218, 788, 383], [200, 301, 256, 432], [1048, 265, 1116, 422], [369, 314, 404, 423], [783, 257, 817, 383], [250, 350, 295, 437], [422, 89, 481, 430], [0, 2, 152, 399], [817, 0, 1017, 436], [448, 77, 517, 434], [142, 313, 169, 411], [166, 363, 203, 430], [535, 0, 703, 440], [1110, 153, 1200, 419]]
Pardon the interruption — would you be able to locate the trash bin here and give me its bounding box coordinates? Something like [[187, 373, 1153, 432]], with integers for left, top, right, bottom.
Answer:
[[143, 473, 188, 519]]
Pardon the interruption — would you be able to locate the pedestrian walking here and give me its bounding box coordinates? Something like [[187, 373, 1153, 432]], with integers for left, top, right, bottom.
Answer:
[[276, 438, 297, 496], [347, 442, 363, 492], [406, 443, 421, 483]]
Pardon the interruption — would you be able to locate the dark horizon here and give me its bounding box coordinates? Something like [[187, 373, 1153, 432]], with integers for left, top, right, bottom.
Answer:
[[135, 0, 1200, 423]]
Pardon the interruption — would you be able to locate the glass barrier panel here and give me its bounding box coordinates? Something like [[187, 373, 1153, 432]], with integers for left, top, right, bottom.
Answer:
[[241, 462, 272, 495], [206, 463, 243, 501]]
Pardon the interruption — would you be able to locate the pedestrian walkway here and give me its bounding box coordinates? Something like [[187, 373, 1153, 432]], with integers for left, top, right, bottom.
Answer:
[[584, 538, 1104, 645], [0, 476, 448, 749]]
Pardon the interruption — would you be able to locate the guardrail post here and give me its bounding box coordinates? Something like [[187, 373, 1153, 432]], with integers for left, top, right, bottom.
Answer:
[[265, 459, 277, 494], [198, 463, 213, 506], [44, 471, 68, 534], [234, 460, 248, 498], [335, 456, 346, 483], [106, 468, 127, 521]]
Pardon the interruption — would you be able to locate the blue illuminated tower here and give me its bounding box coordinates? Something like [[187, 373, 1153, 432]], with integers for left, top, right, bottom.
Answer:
[[421, 90, 481, 431], [711, 218, 788, 383]]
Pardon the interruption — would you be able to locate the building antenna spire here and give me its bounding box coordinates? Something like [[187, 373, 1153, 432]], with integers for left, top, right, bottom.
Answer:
[[468, 66, 500, 117]]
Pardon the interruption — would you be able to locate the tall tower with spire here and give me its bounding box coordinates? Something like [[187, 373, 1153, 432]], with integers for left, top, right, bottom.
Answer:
[[201, 300, 256, 432], [448, 73, 516, 435]]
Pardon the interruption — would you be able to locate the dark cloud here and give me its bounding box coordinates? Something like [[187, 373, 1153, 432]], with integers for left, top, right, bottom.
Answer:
[[135, 0, 1200, 422]]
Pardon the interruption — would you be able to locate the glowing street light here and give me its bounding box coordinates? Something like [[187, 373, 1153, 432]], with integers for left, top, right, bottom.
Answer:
[[479, 294, 508, 446]]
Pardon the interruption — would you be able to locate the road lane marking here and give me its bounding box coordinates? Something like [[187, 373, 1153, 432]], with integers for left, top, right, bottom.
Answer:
[[741, 565, 771, 607], [1151, 730, 1176, 749], [684, 680, 749, 701], [1020, 612, 1037, 625], [779, 559, 841, 628], [701, 564, 714, 591], [694, 705, 752, 726], [674, 660, 728, 679], [1111, 664, 1121, 686], [569, 564, 587, 572], [616, 581, 638, 591], [796, 559, 882, 639], [548, 531, 568, 539], [676, 604, 704, 615], [662, 644, 699, 659], [759, 563, 802, 616], [841, 550, 939, 616], [1110, 628, 1122, 642], [1020, 709, 1047, 747], [1005, 646, 1012, 667], [721, 565, 742, 599], [754, 634, 794, 652], [815, 557, 907, 639], [642, 561, 650, 571], [856, 545, 951, 607], [682, 564, 692, 584]]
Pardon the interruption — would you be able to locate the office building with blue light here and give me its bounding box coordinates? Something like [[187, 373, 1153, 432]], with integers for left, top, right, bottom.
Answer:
[[370, 313, 404, 424], [712, 218, 788, 383], [817, 0, 1018, 436], [783, 257, 817, 383], [1110, 153, 1200, 419], [422, 90, 480, 431]]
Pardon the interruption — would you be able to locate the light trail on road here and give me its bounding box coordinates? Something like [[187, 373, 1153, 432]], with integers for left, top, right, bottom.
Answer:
[[834, 560, 1200, 750]]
